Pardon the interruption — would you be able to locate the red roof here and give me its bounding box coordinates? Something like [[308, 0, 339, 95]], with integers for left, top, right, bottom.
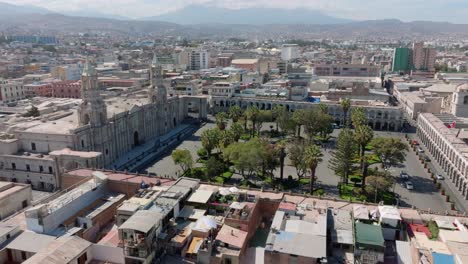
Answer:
[[279, 202, 296, 211], [408, 223, 431, 238]]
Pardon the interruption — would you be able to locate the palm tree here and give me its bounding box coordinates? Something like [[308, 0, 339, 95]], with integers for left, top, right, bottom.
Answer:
[[304, 145, 323, 194], [354, 125, 374, 182], [215, 112, 228, 130], [229, 105, 243, 123], [276, 142, 287, 182], [340, 98, 351, 127], [230, 122, 244, 142], [245, 105, 260, 137]]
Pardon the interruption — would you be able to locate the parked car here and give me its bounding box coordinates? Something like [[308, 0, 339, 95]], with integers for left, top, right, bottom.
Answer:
[[423, 155, 431, 162], [416, 147, 425, 153], [400, 171, 409, 179], [405, 181, 414, 190], [436, 174, 445, 180], [412, 140, 419, 146]]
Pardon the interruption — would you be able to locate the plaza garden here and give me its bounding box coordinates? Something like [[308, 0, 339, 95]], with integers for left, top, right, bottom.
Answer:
[[171, 99, 408, 204]]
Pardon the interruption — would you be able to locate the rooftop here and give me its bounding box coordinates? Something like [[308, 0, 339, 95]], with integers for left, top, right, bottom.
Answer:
[[216, 224, 248, 249], [23, 236, 91, 264], [355, 222, 384, 248], [118, 210, 163, 233], [6, 231, 56, 253]]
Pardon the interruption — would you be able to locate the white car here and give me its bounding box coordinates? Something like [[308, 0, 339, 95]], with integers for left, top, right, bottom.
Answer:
[[405, 181, 414, 190], [436, 174, 445, 180]]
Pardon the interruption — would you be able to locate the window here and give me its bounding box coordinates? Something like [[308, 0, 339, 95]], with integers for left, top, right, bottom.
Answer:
[[22, 200, 28, 208], [81, 140, 85, 148], [48, 166, 53, 174], [464, 95, 468, 105], [77, 252, 88, 264], [6, 234, 10, 239], [31, 142, 36, 151], [21, 251, 27, 260], [39, 165, 43, 172], [26, 165, 30, 171], [11, 163, 16, 170]]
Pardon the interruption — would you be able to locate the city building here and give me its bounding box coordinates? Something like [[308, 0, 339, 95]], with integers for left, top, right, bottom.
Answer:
[[417, 112, 468, 201], [392, 48, 412, 73], [412, 42, 437, 72], [231, 59, 259, 72], [281, 44, 300, 61], [0, 55, 208, 189], [313, 64, 380, 77], [190, 50, 209, 70], [52, 65, 83, 81], [0, 182, 32, 220], [0, 79, 27, 104]]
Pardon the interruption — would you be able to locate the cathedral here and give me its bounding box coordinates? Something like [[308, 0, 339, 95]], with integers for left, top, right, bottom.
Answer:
[[0, 54, 207, 191]]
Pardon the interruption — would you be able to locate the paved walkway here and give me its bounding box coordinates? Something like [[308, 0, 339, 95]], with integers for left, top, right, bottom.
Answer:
[[110, 122, 197, 171]]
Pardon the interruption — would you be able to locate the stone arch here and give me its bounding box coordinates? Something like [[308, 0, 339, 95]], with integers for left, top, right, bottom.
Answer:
[[375, 121, 381, 130], [389, 122, 395, 131], [464, 95, 468, 104], [173, 117, 177, 127]]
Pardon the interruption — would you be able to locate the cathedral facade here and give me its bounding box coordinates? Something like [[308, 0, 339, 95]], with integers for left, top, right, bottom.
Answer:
[[0, 55, 207, 191]]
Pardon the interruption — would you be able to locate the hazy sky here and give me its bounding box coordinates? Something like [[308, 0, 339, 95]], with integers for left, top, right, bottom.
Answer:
[[5, 0, 468, 22]]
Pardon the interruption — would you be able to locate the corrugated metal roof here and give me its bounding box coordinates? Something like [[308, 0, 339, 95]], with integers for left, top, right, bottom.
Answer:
[[118, 210, 163, 233]]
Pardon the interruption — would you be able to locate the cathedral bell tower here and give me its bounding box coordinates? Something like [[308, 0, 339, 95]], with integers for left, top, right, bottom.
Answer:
[[78, 55, 107, 127], [149, 53, 167, 105]]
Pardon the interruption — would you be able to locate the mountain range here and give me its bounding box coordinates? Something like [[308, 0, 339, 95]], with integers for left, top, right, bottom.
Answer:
[[142, 5, 352, 25], [1, 1, 468, 39]]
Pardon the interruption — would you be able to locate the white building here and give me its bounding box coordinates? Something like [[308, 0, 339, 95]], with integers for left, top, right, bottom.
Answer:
[[0, 79, 27, 105], [417, 112, 468, 200], [208, 82, 239, 97], [189, 50, 209, 70], [281, 44, 300, 61]]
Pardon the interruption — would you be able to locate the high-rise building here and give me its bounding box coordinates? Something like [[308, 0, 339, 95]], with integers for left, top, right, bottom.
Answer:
[[281, 44, 300, 61], [189, 50, 209, 70], [392, 48, 412, 73], [412, 42, 436, 71]]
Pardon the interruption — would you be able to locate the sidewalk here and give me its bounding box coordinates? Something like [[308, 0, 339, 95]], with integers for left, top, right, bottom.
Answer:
[[409, 134, 468, 213]]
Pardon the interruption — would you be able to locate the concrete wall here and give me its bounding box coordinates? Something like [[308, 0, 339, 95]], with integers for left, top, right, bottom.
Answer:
[[0, 184, 32, 220], [26, 182, 107, 234]]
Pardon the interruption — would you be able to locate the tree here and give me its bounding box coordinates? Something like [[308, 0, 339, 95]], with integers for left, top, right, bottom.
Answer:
[[171, 149, 193, 174], [201, 128, 221, 157], [288, 141, 307, 178], [340, 98, 351, 127], [292, 109, 306, 137], [230, 122, 243, 142], [273, 105, 287, 131], [371, 137, 408, 168], [304, 145, 323, 194], [365, 175, 393, 203], [277, 142, 287, 181], [23, 106, 40, 117], [355, 125, 374, 169], [223, 139, 263, 179], [206, 157, 225, 180], [220, 130, 235, 148], [229, 105, 243, 123], [245, 106, 260, 137], [351, 107, 367, 128], [256, 110, 273, 135], [329, 128, 356, 184], [215, 112, 228, 130]]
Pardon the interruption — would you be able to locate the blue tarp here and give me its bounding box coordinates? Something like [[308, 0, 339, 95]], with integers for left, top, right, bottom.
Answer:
[[432, 253, 455, 264], [307, 97, 320, 103]]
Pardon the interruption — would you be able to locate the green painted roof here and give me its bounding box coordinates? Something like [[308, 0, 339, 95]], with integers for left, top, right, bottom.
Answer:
[[355, 222, 384, 247]]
